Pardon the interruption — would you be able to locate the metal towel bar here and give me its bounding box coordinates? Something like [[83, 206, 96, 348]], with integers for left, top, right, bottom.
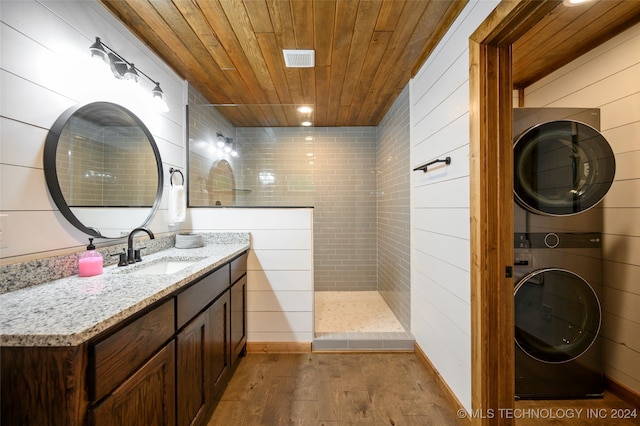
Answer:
[[413, 156, 451, 173]]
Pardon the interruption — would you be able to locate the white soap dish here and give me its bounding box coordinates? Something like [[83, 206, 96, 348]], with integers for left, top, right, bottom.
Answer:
[[175, 233, 204, 249]]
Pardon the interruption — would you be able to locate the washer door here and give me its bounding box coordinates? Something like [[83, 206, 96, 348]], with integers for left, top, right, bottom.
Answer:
[[514, 120, 615, 216], [514, 268, 601, 363]]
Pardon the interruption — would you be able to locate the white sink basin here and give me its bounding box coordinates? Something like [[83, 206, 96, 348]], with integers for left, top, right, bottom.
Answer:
[[118, 257, 205, 275]]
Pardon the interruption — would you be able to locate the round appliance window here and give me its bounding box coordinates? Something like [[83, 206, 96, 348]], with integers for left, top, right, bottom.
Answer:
[[514, 120, 615, 216], [514, 268, 601, 363]]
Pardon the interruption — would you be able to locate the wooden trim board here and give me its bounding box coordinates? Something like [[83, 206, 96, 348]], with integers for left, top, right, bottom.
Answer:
[[414, 343, 471, 425], [605, 376, 640, 409], [469, 1, 563, 424], [247, 342, 312, 353]]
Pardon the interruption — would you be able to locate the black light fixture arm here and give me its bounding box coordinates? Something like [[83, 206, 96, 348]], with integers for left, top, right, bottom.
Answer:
[[413, 156, 451, 173], [90, 37, 166, 99], [105, 41, 155, 83]]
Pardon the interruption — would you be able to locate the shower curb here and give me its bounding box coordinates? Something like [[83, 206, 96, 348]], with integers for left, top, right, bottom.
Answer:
[[312, 331, 414, 351]]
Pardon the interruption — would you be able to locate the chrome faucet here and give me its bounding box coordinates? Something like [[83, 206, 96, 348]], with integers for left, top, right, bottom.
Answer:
[[127, 227, 155, 264]]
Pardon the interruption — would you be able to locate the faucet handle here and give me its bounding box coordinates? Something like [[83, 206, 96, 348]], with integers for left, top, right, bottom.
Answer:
[[112, 249, 128, 267], [134, 247, 147, 262]]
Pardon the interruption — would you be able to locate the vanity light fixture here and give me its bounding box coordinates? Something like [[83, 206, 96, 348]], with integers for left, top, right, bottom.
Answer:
[[124, 64, 139, 83], [216, 132, 226, 148], [227, 138, 238, 157], [89, 37, 169, 112], [151, 83, 169, 112], [89, 37, 108, 62], [214, 133, 239, 157]]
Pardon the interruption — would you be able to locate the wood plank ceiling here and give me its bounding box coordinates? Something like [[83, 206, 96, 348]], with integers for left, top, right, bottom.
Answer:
[[99, 0, 640, 127], [512, 0, 640, 91], [100, 0, 467, 127]]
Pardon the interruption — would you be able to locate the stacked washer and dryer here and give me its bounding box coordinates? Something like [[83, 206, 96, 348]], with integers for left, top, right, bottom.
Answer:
[[512, 108, 616, 399]]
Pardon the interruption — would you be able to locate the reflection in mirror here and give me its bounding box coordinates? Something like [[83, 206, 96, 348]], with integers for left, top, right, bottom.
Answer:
[[188, 103, 316, 207], [207, 160, 236, 206], [44, 102, 163, 238]]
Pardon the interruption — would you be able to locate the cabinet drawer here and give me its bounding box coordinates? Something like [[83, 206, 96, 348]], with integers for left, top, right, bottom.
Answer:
[[90, 340, 176, 426], [230, 251, 248, 284], [90, 299, 174, 402], [176, 264, 229, 329]]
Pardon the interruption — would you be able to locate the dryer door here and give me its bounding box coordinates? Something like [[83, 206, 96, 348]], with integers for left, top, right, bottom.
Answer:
[[514, 268, 601, 363], [514, 120, 615, 216]]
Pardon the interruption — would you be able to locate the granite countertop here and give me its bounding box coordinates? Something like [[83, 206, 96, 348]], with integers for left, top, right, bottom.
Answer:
[[0, 238, 250, 347]]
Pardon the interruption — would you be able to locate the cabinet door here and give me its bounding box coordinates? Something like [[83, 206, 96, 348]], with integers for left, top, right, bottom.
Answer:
[[230, 275, 247, 365], [176, 310, 209, 426], [210, 291, 230, 397], [90, 340, 175, 426], [176, 265, 228, 329], [91, 300, 174, 402]]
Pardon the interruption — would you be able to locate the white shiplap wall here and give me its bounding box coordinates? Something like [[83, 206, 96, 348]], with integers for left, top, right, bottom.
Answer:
[[0, 0, 185, 261], [524, 22, 640, 394], [409, 0, 499, 412], [0, 1, 314, 347], [189, 208, 314, 343]]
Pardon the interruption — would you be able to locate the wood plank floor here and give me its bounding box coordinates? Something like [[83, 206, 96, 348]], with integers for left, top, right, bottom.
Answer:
[[207, 352, 464, 425], [207, 352, 639, 425], [515, 395, 640, 425]]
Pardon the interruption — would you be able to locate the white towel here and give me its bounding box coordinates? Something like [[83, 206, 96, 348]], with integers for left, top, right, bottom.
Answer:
[[168, 184, 186, 226]]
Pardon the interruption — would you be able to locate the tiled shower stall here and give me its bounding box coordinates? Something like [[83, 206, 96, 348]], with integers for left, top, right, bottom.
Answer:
[[188, 84, 411, 337]]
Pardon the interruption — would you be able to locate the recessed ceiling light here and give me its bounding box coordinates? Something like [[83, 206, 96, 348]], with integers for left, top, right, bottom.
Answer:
[[562, 0, 593, 6], [301, 121, 312, 127], [297, 106, 313, 114]]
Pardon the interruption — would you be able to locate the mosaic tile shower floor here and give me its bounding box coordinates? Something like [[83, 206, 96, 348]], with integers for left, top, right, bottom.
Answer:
[[314, 291, 405, 333], [313, 291, 414, 351]]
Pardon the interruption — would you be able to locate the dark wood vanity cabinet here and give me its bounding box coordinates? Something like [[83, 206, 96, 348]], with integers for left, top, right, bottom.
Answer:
[[209, 291, 232, 395], [90, 299, 175, 403], [175, 269, 231, 426], [230, 252, 248, 365], [176, 310, 209, 426], [90, 340, 176, 426], [1, 250, 248, 426], [88, 299, 176, 426], [0, 344, 89, 425], [173, 251, 248, 426], [231, 274, 247, 365]]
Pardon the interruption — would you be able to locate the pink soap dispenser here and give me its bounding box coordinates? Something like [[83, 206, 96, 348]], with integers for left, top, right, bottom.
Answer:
[[78, 238, 104, 277]]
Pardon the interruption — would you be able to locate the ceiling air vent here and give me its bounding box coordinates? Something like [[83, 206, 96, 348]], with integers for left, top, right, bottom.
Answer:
[[283, 49, 315, 68]]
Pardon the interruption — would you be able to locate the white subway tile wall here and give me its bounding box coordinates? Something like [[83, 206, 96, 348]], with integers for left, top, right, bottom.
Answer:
[[187, 88, 411, 326], [311, 127, 379, 291], [235, 126, 380, 292], [377, 85, 411, 330]]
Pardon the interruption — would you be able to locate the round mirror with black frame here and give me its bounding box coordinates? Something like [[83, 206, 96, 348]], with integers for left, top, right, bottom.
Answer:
[[44, 102, 163, 239]]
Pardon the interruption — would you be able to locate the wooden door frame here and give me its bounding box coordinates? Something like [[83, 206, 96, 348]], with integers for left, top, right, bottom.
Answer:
[[469, 1, 562, 424]]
